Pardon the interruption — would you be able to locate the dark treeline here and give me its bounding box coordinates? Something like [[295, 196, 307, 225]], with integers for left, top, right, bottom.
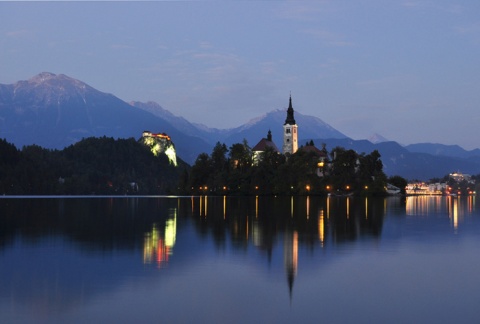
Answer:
[[0, 136, 407, 196], [184, 140, 404, 196], [0, 137, 187, 195]]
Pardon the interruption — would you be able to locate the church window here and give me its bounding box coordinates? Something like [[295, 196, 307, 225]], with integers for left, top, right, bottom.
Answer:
[[286, 129, 291, 134]]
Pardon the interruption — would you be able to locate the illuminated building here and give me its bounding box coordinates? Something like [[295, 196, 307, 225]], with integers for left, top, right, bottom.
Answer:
[[406, 182, 446, 195], [449, 172, 474, 184], [142, 131, 171, 141], [141, 130, 177, 166], [250, 95, 301, 159], [251, 130, 279, 165], [297, 143, 328, 177], [282, 95, 298, 155]]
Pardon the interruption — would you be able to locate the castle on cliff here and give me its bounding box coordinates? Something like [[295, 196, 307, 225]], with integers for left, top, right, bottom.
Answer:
[[141, 131, 177, 166]]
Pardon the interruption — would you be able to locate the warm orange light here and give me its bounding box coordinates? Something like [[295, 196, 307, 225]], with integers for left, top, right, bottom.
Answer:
[[306, 185, 310, 191], [223, 186, 227, 190], [346, 185, 350, 190], [365, 185, 368, 189], [153, 133, 171, 141], [255, 186, 259, 190], [317, 161, 324, 168], [143, 131, 171, 141], [326, 185, 330, 190]]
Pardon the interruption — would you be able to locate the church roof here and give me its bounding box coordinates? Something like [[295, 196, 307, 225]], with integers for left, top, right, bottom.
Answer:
[[298, 145, 327, 157], [252, 138, 279, 152]]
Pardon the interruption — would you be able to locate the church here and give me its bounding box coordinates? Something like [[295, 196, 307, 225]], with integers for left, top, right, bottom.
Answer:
[[252, 95, 299, 161], [251, 95, 327, 176], [282, 95, 298, 155]]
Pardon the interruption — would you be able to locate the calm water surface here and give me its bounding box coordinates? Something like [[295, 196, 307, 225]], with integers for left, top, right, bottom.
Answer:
[[0, 195, 479, 323]]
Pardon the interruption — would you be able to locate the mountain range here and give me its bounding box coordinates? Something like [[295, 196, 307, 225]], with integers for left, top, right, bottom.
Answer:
[[1, 72, 480, 180]]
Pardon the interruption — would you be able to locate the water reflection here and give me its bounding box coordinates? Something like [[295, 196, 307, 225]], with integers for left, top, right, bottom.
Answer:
[[446, 195, 476, 231], [318, 209, 325, 246], [284, 230, 298, 300], [406, 195, 477, 231], [189, 195, 385, 246], [0, 196, 479, 322], [186, 195, 387, 295], [0, 196, 388, 257], [143, 210, 177, 267], [0, 196, 385, 291]]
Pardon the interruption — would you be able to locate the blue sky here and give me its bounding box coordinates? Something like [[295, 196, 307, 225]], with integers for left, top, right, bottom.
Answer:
[[1, 1, 479, 149]]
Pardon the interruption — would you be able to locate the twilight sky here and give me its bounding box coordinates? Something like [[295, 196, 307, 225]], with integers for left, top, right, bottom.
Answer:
[[1, 1, 479, 149]]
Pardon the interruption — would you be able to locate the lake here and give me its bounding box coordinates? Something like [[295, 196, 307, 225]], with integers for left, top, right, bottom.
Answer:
[[1, 195, 479, 323]]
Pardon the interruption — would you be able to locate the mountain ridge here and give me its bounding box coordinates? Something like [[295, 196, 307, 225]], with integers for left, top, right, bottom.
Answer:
[[130, 97, 348, 148], [0, 72, 211, 163], [405, 143, 480, 159], [1, 72, 480, 179], [313, 138, 480, 180]]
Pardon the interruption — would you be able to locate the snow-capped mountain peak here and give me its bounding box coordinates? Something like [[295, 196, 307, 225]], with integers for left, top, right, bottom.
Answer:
[[368, 133, 389, 144]]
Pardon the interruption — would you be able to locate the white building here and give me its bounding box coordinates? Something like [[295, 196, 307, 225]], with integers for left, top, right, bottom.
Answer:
[[282, 95, 298, 155]]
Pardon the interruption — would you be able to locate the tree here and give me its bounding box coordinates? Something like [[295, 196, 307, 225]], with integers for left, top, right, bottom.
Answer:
[[229, 139, 252, 171], [187, 139, 391, 197], [358, 150, 387, 195], [210, 142, 229, 193], [252, 146, 284, 195], [177, 167, 190, 195], [211, 142, 228, 170], [190, 153, 212, 192], [227, 140, 253, 194], [0, 139, 21, 194], [329, 147, 358, 192]]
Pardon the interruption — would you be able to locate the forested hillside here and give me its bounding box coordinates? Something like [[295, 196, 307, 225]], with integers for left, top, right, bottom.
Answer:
[[187, 141, 390, 196], [0, 137, 188, 195]]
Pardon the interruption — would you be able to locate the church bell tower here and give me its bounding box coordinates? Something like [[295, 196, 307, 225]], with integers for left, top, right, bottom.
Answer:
[[283, 95, 298, 155]]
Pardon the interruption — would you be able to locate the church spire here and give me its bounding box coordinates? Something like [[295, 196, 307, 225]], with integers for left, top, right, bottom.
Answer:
[[284, 94, 296, 125], [267, 129, 272, 142], [282, 94, 299, 155]]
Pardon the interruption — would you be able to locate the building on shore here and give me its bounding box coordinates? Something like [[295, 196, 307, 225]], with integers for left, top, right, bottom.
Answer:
[[406, 182, 446, 195]]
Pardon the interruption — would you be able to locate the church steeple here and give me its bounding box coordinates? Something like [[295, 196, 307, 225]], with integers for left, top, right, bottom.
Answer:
[[282, 94, 299, 155], [284, 95, 296, 125]]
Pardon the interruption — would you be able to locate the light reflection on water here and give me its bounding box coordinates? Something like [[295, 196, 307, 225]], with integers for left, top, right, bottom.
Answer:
[[0, 195, 480, 323]]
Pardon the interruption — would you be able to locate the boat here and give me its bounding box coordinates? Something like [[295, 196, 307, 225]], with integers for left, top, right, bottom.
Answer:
[[386, 183, 401, 195]]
